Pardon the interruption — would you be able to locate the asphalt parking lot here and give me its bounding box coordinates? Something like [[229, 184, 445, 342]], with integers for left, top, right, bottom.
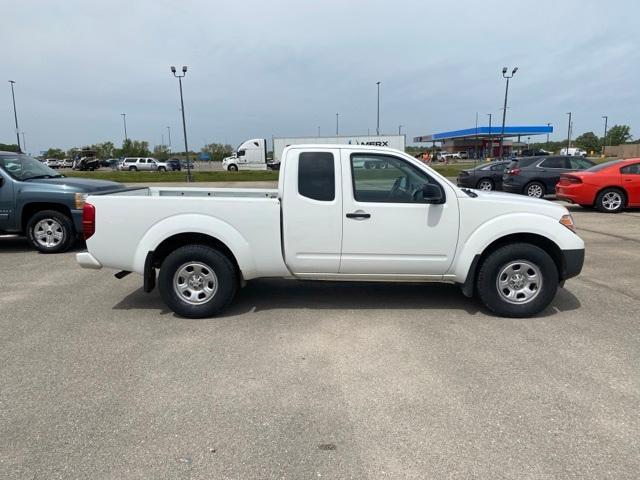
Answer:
[[1, 202, 639, 479]]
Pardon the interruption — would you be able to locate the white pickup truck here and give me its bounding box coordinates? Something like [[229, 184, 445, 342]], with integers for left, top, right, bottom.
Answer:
[[77, 145, 584, 318]]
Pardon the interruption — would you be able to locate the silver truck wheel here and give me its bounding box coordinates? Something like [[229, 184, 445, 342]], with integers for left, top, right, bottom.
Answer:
[[173, 262, 219, 305], [34, 218, 65, 248], [496, 260, 542, 304], [26, 210, 75, 253]]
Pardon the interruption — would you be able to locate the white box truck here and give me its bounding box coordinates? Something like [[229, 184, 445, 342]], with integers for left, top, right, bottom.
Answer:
[[222, 135, 406, 171]]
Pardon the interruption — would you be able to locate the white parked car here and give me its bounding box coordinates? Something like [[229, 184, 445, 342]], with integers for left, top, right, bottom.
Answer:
[[43, 158, 60, 168], [560, 147, 587, 157], [119, 157, 168, 171], [78, 144, 584, 318]]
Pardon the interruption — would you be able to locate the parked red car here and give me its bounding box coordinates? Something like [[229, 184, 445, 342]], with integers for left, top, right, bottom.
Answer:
[[556, 158, 640, 213]]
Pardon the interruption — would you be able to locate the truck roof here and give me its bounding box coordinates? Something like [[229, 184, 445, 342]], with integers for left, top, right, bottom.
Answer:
[[284, 144, 401, 151]]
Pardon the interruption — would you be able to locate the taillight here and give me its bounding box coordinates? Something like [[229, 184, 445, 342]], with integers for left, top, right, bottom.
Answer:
[[82, 203, 95, 239], [560, 175, 582, 185], [506, 167, 521, 176]]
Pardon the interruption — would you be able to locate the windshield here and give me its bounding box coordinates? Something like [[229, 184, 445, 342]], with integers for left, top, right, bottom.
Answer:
[[0, 153, 63, 181], [586, 159, 624, 172]]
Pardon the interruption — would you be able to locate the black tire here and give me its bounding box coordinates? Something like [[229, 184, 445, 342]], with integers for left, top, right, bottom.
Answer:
[[595, 188, 625, 213], [129, 166, 137, 171], [158, 167, 166, 172], [227, 164, 238, 172], [476, 178, 494, 191], [476, 243, 559, 318], [524, 181, 545, 198], [158, 245, 237, 318], [26, 210, 75, 253]]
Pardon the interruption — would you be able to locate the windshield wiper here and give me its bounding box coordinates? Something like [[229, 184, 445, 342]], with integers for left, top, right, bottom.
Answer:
[[460, 188, 478, 198]]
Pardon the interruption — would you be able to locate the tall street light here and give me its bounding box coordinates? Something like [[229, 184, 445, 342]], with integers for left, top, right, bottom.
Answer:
[[167, 126, 172, 152], [21, 132, 26, 153], [546, 122, 551, 148], [171, 65, 192, 182], [376, 81, 381, 135], [336, 113, 339, 135], [8, 80, 21, 151], [487, 113, 492, 158], [498, 66, 518, 158], [121, 113, 128, 142], [601, 115, 608, 157], [565, 112, 572, 153]]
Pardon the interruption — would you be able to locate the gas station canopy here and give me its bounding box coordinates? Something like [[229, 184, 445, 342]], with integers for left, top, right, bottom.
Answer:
[[414, 125, 553, 143]]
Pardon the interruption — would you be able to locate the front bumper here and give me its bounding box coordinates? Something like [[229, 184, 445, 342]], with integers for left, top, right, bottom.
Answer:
[[560, 248, 584, 280], [76, 251, 102, 269]]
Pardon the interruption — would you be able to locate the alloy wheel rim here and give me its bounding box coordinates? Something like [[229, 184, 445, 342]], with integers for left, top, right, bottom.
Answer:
[[527, 184, 543, 197], [602, 192, 622, 210], [496, 260, 543, 304], [34, 219, 64, 248], [173, 262, 218, 305], [478, 180, 493, 191]]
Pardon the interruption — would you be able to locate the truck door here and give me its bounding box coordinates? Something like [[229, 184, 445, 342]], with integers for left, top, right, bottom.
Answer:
[[339, 150, 459, 276], [282, 148, 342, 274], [0, 165, 15, 231]]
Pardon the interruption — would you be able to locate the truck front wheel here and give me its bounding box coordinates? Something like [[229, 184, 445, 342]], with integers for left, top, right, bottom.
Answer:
[[227, 164, 238, 171], [476, 243, 558, 318], [158, 245, 237, 318], [26, 210, 75, 253]]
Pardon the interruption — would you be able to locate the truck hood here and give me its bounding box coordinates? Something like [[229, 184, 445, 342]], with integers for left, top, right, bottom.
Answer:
[[463, 189, 568, 218], [24, 177, 123, 192]]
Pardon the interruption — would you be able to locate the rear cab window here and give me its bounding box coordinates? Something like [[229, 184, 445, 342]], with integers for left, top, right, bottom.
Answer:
[[298, 152, 335, 201]]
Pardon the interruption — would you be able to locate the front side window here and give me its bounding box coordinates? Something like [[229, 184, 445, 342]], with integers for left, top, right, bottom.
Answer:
[[570, 158, 593, 169], [298, 152, 335, 201], [351, 154, 439, 203]]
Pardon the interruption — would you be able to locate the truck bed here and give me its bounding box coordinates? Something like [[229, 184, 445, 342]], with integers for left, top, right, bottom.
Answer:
[[85, 186, 287, 279]]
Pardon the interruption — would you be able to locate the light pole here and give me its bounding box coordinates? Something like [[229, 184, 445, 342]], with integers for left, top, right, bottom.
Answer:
[[546, 122, 551, 148], [376, 81, 381, 135], [398, 124, 403, 135], [21, 132, 26, 153], [167, 126, 172, 152], [566, 112, 572, 153], [498, 67, 518, 158], [318, 126, 321, 137], [601, 115, 608, 157], [487, 113, 492, 158], [8, 80, 21, 151], [121, 113, 128, 142], [171, 65, 192, 182], [336, 113, 339, 136]]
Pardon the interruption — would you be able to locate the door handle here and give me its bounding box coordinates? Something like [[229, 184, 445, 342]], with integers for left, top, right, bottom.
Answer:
[[346, 211, 371, 219], [624, 178, 633, 182]]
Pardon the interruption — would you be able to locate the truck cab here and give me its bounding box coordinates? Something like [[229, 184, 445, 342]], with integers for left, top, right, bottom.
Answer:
[[222, 139, 268, 171]]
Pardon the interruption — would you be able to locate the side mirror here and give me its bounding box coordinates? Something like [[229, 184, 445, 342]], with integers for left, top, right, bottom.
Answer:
[[422, 183, 445, 204]]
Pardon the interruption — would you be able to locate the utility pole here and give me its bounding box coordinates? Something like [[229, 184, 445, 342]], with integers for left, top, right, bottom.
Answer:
[[474, 112, 479, 163], [487, 113, 492, 158], [376, 81, 381, 135], [498, 67, 518, 158], [161, 133, 165, 147], [171, 66, 192, 182], [121, 113, 128, 142], [8, 80, 21, 151], [566, 112, 572, 153], [546, 122, 551, 148], [167, 126, 172, 152], [601, 115, 608, 157], [336, 113, 339, 136]]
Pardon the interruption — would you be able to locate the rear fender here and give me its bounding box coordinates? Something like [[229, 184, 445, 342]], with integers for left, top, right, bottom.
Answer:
[[132, 213, 256, 278]]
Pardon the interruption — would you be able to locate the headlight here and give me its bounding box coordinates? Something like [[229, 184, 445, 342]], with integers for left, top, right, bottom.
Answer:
[[75, 192, 88, 209], [559, 214, 576, 233]]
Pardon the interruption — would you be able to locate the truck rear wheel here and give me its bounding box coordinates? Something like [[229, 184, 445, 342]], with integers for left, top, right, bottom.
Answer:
[[158, 245, 237, 318], [26, 210, 75, 253], [476, 243, 558, 318]]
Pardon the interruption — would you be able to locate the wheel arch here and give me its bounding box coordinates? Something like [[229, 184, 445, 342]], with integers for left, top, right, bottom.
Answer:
[[20, 202, 73, 232], [595, 185, 628, 206]]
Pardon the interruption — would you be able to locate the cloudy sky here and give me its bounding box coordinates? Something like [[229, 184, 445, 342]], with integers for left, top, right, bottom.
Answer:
[[2, 0, 639, 154]]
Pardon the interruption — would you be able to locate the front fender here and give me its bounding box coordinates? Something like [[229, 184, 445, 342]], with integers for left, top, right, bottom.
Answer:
[[132, 213, 257, 278], [450, 213, 584, 283]]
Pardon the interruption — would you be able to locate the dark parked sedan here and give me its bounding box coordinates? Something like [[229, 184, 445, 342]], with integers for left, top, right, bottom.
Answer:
[[167, 159, 182, 171], [502, 155, 595, 198], [456, 160, 510, 191]]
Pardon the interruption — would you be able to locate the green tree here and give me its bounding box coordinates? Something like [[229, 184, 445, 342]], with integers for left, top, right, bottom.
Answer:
[[114, 139, 150, 157], [44, 148, 65, 159], [606, 125, 632, 145], [574, 131, 600, 152], [0, 143, 20, 152], [152, 144, 170, 160], [92, 141, 115, 159], [201, 143, 233, 162]]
